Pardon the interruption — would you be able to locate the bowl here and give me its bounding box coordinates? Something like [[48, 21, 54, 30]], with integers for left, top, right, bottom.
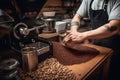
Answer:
[[43, 11, 56, 17]]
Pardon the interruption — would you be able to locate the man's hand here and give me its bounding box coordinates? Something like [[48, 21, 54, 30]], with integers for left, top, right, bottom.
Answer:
[[62, 30, 71, 43], [63, 30, 86, 44]]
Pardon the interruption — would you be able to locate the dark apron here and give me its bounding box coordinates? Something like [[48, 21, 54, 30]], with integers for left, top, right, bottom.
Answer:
[[89, 0, 120, 52], [89, 1, 120, 79]]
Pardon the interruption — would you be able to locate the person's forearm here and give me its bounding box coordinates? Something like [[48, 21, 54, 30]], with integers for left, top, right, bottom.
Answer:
[[83, 20, 120, 40], [71, 14, 83, 31]]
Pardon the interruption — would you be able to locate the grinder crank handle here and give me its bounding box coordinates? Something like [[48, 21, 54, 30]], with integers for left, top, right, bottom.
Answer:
[[28, 23, 47, 32]]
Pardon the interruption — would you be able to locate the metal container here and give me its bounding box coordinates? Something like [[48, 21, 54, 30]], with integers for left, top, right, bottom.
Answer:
[[43, 18, 56, 33], [21, 47, 38, 72], [55, 21, 66, 33]]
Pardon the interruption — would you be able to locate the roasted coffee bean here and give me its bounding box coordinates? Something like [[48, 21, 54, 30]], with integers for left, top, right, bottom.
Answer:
[[18, 58, 77, 80]]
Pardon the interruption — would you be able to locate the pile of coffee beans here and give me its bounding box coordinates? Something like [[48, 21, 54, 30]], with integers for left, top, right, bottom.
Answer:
[[18, 58, 77, 80]]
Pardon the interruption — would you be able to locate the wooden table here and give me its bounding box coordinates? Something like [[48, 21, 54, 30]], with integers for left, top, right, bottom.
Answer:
[[18, 43, 113, 80], [38, 32, 59, 41], [66, 44, 113, 80], [38, 33, 113, 80]]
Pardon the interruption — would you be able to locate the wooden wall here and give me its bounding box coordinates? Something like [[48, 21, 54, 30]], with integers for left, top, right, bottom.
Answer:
[[36, 0, 67, 18]]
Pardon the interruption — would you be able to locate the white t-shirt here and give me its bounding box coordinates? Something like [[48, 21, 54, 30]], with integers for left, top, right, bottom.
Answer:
[[76, 0, 120, 20]]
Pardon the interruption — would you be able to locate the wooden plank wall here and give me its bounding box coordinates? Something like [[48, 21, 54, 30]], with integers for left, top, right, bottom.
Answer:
[[36, 0, 66, 18]]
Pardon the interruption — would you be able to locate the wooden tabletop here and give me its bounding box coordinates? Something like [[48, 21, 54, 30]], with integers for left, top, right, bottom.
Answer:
[[38, 33, 113, 80], [17, 43, 113, 80], [38, 32, 59, 39], [66, 43, 113, 80]]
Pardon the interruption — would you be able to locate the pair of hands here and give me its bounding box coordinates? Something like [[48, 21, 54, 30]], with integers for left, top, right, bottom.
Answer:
[[62, 30, 86, 45]]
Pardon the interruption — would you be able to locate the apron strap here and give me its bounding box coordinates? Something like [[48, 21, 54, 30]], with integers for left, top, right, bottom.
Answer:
[[104, 0, 109, 10], [90, 0, 94, 9], [90, 0, 109, 10]]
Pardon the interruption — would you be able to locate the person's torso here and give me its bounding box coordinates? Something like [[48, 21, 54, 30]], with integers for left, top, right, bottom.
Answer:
[[77, 0, 118, 18], [89, 0, 120, 50]]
